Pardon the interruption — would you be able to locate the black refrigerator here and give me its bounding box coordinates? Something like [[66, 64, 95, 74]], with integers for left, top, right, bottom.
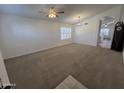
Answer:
[[111, 21, 124, 52]]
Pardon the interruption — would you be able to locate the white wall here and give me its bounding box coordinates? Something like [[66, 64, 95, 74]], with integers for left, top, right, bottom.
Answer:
[[74, 5, 121, 46], [0, 5, 123, 60], [74, 17, 100, 46], [0, 14, 72, 59], [0, 50, 10, 87]]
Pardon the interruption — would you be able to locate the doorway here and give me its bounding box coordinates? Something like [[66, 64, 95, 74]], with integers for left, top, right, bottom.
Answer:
[[97, 16, 115, 49]]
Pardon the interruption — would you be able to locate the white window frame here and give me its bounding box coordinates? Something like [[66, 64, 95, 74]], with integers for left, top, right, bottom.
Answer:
[[60, 27, 71, 40]]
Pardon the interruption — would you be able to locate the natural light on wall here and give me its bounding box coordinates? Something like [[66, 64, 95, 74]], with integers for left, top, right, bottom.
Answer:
[[60, 27, 72, 40]]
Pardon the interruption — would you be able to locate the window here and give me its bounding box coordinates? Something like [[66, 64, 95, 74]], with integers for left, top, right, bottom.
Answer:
[[100, 28, 110, 36], [60, 27, 71, 40]]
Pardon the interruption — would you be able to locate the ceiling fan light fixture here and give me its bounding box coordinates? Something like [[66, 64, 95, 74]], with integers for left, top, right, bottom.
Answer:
[[39, 7, 64, 18], [76, 16, 82, 26], [48, 7, 57, 18], [48, 13, 56, 18]]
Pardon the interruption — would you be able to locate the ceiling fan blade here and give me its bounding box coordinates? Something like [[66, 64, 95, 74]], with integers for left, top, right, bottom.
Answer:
[[39, 11, 47, 14], [57, 11, 64, 14]]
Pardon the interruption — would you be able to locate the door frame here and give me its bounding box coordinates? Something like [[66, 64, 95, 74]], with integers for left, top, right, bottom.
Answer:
[[97, 20, 102, 47]]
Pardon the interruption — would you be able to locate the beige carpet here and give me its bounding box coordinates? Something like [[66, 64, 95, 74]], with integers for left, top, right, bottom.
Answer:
[[4, 43, 123, 89]]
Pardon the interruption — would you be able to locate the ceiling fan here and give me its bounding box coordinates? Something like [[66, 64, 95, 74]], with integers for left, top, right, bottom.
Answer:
[[76, 16, 88, 26], [39, 7, 64, 18]]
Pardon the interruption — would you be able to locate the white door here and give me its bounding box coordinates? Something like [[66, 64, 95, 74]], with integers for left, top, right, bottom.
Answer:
[[0, 50, 10, 87]]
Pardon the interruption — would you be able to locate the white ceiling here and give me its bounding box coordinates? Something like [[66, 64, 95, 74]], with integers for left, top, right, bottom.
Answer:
[[102, 16, 115, 24], [0, 4, 118, 24]]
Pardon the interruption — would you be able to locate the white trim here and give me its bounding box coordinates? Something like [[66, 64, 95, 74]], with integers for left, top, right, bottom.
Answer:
[[0, 50, 10, 87]]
